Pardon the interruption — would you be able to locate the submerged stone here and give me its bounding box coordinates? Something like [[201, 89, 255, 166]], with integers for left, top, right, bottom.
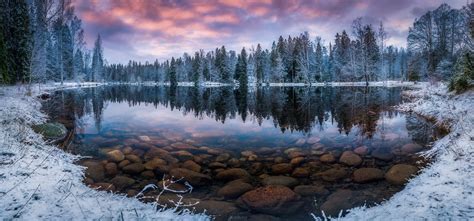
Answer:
[[169, 168, 211, 186], [262, 176, 299, 187], [352, 168, 384, 183], [339, 151, 362, 166], [238, 186, 303, 215], [217, 179, 254, 198], [385, 164, 418, 185]]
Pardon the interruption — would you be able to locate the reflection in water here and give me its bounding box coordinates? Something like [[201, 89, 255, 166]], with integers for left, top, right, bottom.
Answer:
[[48, 86, 404, 135], [43, 86, 442, 220]]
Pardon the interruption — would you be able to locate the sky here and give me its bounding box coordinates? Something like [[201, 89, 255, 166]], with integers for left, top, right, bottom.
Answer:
[[74, 0, 467, 64]]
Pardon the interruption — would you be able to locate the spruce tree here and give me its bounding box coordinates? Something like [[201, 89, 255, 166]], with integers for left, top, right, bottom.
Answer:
[[0, 29, 9, 83], [169, 57, 177, 86]]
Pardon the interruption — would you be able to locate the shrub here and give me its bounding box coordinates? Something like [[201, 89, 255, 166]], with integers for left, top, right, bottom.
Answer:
[[448, 52, 473, 93]]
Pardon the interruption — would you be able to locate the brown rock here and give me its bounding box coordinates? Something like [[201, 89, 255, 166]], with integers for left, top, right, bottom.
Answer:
[[122, 163, 145, 174], [228, 158, 241, 167], [274, 157, 286, 164], [192, 200, 239, 219], [110, 176, 135, 191], [354, 146, 369, 156], [106, 150, 125, 162], [290, 157, 305, 165], [209, 162, 227, 169], [144, 147, 169, 160], [291, 167, 310, 178], [339, 151, 362, 166], [125, 154, 142, 163], [385, 164, 418, 185], [118, 160, 131, 168], [182, 160, 201, 172], [82, 161, 105, 182], [172, 150, 194, 161], [144, 158, 167, 170], [262, 176, 299, 187], [288, 151, 305, 159], [320, 189, 354, 216], [171, 142, 197, 150], [157, 180, 188, 192], [316, 167, 347, 182], [216, 168, 251, 181], [141, 170, 155, 178], [169, 168, 211, 186], [371, 149, 394, 161], [122, 146, 133, 155], [154, 165, 172, 175], [238, 186, 303, 215], [104, 162, 118, 176], [401, 143, 423, 154], [320, 154, 336, 163], [241, 150, 256, 158], [352, 168, 384, 183], [217, 179, 254, 198], [293, 185, 329, 196], [271, 163, 293, 175], [216, 153, 231, 162]]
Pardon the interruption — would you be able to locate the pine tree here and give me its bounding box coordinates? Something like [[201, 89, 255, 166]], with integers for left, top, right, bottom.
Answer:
[[0, 27, 8, 83], [235, 47, 248, 87], [169, 57, 177, 86], [91, 34, 103, 82], [255, 44, 264, 84], [1, 0, 32, 83], [315, 41, 323, 82]]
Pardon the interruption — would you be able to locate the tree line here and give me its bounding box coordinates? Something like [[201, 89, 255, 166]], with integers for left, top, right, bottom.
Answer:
[[104, 3, 472, 87], [1, 2, 472, 89], [0, 0, 104, 84]]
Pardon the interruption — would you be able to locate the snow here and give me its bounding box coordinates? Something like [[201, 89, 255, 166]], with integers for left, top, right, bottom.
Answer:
[[0, 85, 210, 221], [330, 83, 474, 220]]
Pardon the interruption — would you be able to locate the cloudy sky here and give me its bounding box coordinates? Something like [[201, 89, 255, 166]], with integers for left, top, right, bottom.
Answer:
[[74, 0, 466, 64]]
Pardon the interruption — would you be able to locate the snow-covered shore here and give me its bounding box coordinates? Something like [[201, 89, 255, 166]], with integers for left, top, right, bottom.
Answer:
[[338, 84, 474, 220], [0, 85, 210, 220]]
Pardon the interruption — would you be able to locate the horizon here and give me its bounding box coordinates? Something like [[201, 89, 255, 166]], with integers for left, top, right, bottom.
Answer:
[[75, 0, 467, 64]]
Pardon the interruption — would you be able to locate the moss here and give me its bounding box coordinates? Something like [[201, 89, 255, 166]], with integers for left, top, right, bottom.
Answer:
[[32, 122, 67, 140]]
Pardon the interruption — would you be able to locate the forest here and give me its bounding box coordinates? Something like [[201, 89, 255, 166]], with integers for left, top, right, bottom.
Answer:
[[0, 2, 473, 90]]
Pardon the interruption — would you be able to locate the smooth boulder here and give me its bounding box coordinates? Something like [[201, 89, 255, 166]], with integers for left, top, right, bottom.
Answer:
[[238, 186, 303, 215], [385, 164, 418, 185], [352, 168, 384, 183], [169, 168, 211, 186]]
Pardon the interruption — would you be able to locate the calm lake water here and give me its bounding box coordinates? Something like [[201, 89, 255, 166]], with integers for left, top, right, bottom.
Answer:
[[43, 85, 443, 220]]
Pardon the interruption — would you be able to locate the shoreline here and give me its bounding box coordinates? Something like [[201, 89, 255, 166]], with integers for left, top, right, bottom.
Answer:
[[36, 80, 421, 89], [1, 82, 472, 220], [340, 84, 473, 220], [0, 85, 210, 220]]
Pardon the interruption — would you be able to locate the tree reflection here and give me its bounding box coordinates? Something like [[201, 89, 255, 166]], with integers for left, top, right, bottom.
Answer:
[[45, 86, 404, 137]]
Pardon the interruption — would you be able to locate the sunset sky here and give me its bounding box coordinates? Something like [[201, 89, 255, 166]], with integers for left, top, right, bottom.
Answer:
[[74, 0, 467, 64]]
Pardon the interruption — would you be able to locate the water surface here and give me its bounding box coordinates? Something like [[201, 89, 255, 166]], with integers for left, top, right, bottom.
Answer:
[[43, 86, 442, 220]]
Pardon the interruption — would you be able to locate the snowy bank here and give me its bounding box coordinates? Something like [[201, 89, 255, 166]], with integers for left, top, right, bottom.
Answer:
[[334, 84, 474, 220], [0, 86, 210, 220]]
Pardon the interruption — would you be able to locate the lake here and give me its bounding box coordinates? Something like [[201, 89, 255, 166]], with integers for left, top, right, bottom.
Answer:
[[43, 85, 443, 220]]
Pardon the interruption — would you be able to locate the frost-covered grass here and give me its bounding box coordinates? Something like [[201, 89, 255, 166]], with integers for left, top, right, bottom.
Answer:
[[331, 83, 474, 220], [0, 85, 210, 221]]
